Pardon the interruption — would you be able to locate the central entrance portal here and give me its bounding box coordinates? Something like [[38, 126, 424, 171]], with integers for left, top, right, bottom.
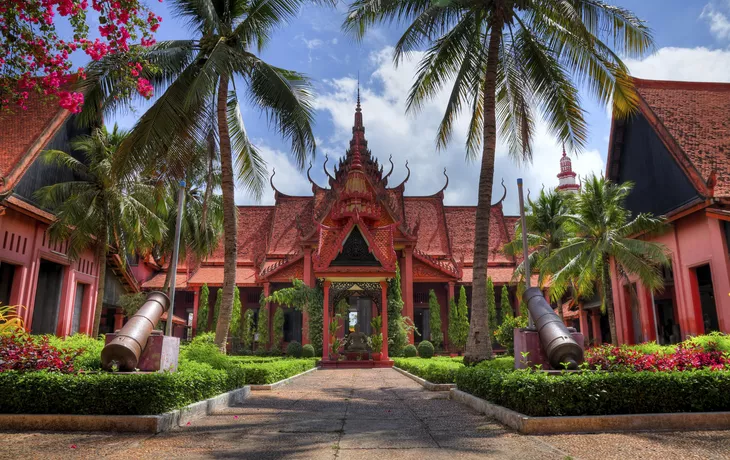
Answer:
[[347, 296, 373, 336]]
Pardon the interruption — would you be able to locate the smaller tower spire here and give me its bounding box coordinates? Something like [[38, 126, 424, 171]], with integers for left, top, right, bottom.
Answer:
[[349, 81, 366, 169], [557, 144, 580, 193]]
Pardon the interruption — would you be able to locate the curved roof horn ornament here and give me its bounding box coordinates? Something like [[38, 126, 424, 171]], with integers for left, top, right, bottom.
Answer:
[[395, 160, 411, 189], [493, 178, 507, 206], [382, 154, 394, 183], [307, 162, 322, 189], [270, 168, 281, 195], [323, 154, 335, 182], [438, 168, 449, 194]]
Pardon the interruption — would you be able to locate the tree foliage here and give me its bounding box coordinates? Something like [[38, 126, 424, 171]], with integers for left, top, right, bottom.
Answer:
[[487, 278, 498, 335], [544, 175, 669, 345], [388, 263, 408, 356], [265, 279, 324, 355], [448, 285, 469, 353], [428, 289, 443, 349], [229, 287, 242, 339], [242, 309, 255, 352], [500, 286, 513, 321], [198, 284, 210, 333]]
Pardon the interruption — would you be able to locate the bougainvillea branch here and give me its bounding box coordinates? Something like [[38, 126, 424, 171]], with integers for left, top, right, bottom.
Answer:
[[0, 0, 162, 113]]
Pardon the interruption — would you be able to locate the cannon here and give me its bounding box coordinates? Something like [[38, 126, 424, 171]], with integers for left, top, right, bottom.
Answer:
[[101, 291, 170, 371], [523, 287, 584, 370]]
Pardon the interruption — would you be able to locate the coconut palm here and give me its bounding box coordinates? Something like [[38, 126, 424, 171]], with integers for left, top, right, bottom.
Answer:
[[504, 188, 571, 298], [344, 0, 653, 363], [543, 175, 669, 345], [157, 142, 225, 291], [80, 0, 321, 351], [35, 125, 166, 337]]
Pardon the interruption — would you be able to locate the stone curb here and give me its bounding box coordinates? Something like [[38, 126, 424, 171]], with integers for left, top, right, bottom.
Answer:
[[250, 366, 318, 391], [392, 366, 456, 391], [0, 386, 251, 434], [449, 388, 730, 434]]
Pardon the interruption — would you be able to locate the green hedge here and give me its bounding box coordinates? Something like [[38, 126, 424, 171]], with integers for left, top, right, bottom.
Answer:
[[241, 359, 316, 385], [0, 361, 245, 415], [395, 356, 514, 384], [455, 368, 730, 417]]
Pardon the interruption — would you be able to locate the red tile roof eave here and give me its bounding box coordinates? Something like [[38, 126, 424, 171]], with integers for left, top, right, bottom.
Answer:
[[0, 107, 72, 195]]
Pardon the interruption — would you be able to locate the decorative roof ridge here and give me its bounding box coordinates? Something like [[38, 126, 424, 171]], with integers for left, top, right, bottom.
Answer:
[[413, 248, 460, 278], [632, 77, 730, 92], [260, 252, 303, 279]]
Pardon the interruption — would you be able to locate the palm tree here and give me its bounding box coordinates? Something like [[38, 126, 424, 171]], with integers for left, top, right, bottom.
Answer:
[[543, 175, 669, 345], [157, 143, 225, 291], [35, 125, 166, 337], [344, 0, 653, 364], [504, 188, 571, 300], [80, 0, 321, 351]]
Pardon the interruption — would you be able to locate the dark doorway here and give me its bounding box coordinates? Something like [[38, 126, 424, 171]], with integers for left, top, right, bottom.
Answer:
[[0, 262, 16, 306], [31, 259, 64, 334], [695, 264, 719, 333], [414, 307, 430, 344], [71, 283, 85, 334], [283, 308, 302, 343], [655, 298, 680, 345], [347, 296, 372, 337]]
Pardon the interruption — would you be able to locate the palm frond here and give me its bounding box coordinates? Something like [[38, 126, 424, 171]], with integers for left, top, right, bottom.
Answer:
[[227, 90, 268, 200]]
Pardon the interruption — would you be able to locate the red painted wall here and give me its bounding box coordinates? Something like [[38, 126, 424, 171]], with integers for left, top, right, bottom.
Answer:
[[611, 212, 730, 344]]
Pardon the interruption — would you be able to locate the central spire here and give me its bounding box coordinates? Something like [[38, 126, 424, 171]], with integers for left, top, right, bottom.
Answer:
[[349, 82, 366, 169]]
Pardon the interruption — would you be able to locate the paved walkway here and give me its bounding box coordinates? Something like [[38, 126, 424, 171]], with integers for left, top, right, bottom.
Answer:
[[3, 369, 730, 459]]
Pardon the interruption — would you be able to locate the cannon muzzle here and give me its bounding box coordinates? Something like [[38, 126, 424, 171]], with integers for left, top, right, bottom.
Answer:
[[523, 287, 583, 369], [101, 291, 170, 371]]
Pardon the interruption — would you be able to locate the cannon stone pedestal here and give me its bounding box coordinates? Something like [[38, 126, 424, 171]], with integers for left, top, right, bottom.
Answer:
[[514, 328, 584, 370], [105, 330, 180, 372]]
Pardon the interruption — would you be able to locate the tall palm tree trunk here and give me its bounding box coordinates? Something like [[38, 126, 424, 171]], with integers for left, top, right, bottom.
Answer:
[[92, 225, 108, 337], [603, 256, 618, 345], [464, 12, 503, 365], [200, 132, 215, 236], [214, 73, 237, 353]]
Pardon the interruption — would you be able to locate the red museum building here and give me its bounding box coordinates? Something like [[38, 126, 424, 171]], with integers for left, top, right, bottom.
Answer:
[[141, 97, 526, 354]]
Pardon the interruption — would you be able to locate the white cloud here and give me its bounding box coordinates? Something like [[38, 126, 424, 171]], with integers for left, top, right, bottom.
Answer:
[[625, 47, 730, 81], [701, 2, 730, 41], [312, 47, 597, 214]]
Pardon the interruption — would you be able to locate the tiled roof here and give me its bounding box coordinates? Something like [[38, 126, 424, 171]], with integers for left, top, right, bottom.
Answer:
[[142, 271, 188, 289], [207, 206, 274, 263], [187, 266, 257, 286], [403, 197, 450, 256], [268, 196, 312, 255], [0, 91, 71, 195], [633, 78, 730, 197], [460, 267, 538, 285], [444, 206, 514, 265]]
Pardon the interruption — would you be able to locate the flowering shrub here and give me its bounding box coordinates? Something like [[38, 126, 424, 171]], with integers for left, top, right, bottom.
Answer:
[[0, 334, 80, 373], [586, 342, 730, 372], [0, 0, 162, 112]]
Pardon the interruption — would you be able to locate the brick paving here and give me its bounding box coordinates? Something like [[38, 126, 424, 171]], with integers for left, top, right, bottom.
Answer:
[[2, 368, 730, 459]]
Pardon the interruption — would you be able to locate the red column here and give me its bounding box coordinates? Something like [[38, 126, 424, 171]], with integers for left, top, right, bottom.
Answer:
[[323, 281, 331, 359], [263, 282, 271, 350], [579, 303, 590, 339], [192, 287, 200, 337], [403, 247, 414, 344], [591, 312, 602, 346], [113, 309, 124, 331], [380, 280, 389, 360], [302, 248, 312, 344]]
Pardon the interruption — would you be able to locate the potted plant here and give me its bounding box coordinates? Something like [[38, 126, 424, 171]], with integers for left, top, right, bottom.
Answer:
[[370, 315, 383, 360], [329, 316, 342, 361], [369, 333, 383, 361]]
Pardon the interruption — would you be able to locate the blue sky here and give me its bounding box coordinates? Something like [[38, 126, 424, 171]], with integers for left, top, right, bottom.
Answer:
[[77, 0, 730, 213]]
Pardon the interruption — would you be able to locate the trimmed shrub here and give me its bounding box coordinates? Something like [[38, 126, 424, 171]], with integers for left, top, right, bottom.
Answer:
[[455, 367, 730, 417], [0, 360, 246, 415], [427, 290, 443, 349], [287, 341, 303, 358], [239, 359, 317, 385], [586, 342, 729, 372], [302, 344, 315, 358], [394, 357, 462, 384], [477, 356, 515, 372], [42, 333, 104, 370], [418, 340, 434, 359], [403, 344, 417, 357], [3, 334, 79, 373]]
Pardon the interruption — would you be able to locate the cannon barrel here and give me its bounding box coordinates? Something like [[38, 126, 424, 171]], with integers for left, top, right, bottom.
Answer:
[[523, 287, 583, 370], [101, 291, 170, 371]]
